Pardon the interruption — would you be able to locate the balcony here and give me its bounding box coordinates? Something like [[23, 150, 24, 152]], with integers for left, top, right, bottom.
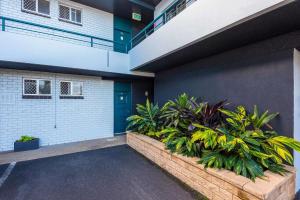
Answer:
[[0, 16, 153, 78], [128, 0, 297, 71], [127, 0, 196, 51]]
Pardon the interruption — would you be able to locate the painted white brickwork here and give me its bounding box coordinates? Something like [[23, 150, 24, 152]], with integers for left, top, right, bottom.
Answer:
[[0, 0, 113, 49], [0, 69, 114, 151]]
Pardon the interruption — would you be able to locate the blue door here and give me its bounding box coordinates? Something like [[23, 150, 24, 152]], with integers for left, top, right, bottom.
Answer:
[[114, 82, 132, 134], [114, 29, 131, 53], [114, 16, 132, 53]]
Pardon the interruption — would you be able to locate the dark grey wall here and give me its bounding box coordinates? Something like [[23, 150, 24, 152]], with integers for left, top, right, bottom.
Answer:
[[132, 79, 154, 113], [132, 21, 147, 37], [103, 78, 154, 114], [154, 31, 300, 137]]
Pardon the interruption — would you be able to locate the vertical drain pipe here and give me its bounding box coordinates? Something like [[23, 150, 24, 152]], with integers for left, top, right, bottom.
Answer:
[[107, 50, 110, 68], [54, 74, 57, 129]]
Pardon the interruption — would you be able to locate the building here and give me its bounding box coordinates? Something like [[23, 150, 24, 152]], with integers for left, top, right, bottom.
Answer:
[[0, 0, 158, 151], [1, 0, 300, 192]]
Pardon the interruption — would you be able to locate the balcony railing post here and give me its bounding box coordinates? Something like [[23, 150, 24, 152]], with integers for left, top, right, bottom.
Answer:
[[163, 12, 166, 24], [2, 17, 5, 31], [90, 37, 94, 47]]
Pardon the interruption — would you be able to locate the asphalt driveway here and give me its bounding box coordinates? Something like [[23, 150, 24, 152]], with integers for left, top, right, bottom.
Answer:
[[0, 145, 205, 200], [0, 164, 8, 177]]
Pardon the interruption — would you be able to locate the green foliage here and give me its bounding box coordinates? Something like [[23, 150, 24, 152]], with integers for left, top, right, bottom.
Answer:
[[158, 94, 200, 156], [127, 94, 300, 181], [192, 106, 300, 180], [126, 99, 166, 138], [161, 93, 226, 129], [194, 100, 227, 129], [17, 135, 36, 142], [161, 126, 201, 157], [161, 93, 202, 128], [160, 94, 227, 157]]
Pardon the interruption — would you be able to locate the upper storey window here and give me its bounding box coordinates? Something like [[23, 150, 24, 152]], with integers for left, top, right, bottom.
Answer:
[[22, 0, 50, 16], [165, 0, 186, 22], [59, 4, 82, 25]]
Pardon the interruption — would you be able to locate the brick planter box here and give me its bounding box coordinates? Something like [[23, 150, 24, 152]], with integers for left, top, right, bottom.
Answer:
[[127, 132, 296, 200]]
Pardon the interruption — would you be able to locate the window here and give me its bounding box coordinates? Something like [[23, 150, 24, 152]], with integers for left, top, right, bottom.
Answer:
[[23, 79, 51, 96], [60, 81, 83, 96], [22, 0, 50, 16], [165, 0, 186, 22], [59, 4, 82, 24]]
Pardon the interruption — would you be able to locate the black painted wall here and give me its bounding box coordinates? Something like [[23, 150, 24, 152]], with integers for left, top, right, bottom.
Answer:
[[103, 78, 154, 114], [154, 31, 300, 138], [132, 79, 154, 114]]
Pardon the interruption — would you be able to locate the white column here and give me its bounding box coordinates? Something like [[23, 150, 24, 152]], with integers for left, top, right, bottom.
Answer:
[[294, 48, 300, 191]]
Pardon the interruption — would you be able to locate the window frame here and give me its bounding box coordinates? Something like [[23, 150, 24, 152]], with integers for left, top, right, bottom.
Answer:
[[21, 0, 51, 17], [60, 81, 83, 97], [58, 3, 82, 25], [23, 78, 52, 96]]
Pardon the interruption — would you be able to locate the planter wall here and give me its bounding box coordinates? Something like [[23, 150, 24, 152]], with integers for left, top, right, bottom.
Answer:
[[127, 132, 296, 200], [14, 139, 40, 152]]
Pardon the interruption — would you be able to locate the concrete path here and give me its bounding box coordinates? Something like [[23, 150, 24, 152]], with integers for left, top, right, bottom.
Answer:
[[0, 135, 126, 165], [0, 145, 204, 200]]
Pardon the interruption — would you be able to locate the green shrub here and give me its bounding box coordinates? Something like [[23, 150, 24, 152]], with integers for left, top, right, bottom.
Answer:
[[161, 94, 227, 157], [159, 94, 201, 156], [17, 135, 37, 142], [126, 99, 167, 139], [191, 105, 300, 180], [161, 93, 202, 128], [127, 94, 300, 181]]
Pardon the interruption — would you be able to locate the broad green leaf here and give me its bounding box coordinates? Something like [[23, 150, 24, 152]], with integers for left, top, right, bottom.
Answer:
[[191, 131, 204, 143], [268, 139, 293, 164], [272, 136, 300, 152], [250, 150, 272, 159]]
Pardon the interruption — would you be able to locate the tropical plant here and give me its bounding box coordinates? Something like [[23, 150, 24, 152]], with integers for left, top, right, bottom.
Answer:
[[126, 99, 166, 138], [160, 94, 227, 157], [191, 105, 300, 180], [161, 126, 202, 157], [17, 135, 36, 142], [127, 94, 300, 181], [159, 94, 202, 156], [190, 100, 227, 130], [161, 93, 202, 128]]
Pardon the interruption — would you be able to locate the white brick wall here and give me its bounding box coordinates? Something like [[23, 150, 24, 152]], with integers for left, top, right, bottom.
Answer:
[[0, 0, 114, 49], [0, 69, 114, 151]]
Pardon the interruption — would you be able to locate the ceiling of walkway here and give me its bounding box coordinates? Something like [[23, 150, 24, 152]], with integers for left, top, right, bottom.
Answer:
[[72, 0, 161, 24]]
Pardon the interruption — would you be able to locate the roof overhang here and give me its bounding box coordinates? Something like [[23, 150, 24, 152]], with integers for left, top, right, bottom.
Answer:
[[71, 0, 160, 24], [0, 60, 154, 80], [134, 1, 300, 72]]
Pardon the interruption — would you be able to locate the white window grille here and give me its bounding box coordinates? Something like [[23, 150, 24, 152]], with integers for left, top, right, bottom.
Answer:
[[59, 4, 82, 24], [60, 81, 83, 96], [23, 79, 51, 95], [165, 0, 187, 22], [22, 0, 50, 16], [59, 5, 70, 20]]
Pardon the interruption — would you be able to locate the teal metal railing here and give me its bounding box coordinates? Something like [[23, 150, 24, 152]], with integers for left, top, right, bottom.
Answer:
[[127, 0, 196, 52], [0, 16, 125, 51]]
